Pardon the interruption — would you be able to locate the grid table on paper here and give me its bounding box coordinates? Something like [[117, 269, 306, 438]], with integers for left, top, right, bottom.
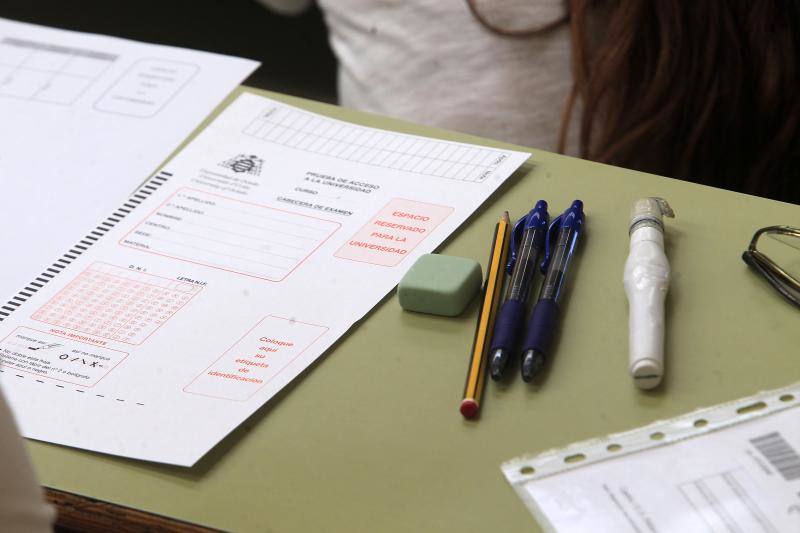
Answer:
[[31, 263, 200, 345], [0, 37, 116, 105], [242, 106, 509, 182]]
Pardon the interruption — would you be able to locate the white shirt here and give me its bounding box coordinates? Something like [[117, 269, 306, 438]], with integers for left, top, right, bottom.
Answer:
[[258, 0, 578, 152]]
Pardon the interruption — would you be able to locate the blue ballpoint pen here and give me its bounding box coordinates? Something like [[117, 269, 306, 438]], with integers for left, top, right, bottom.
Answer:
[[488, 200, 549, 380], [520, 200, 585, 382]]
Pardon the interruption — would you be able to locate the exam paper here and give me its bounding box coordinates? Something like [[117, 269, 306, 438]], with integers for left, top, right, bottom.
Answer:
[[0, 92, 530, 465], [0, 17, 258, 303], [502, 383, 800, 533]]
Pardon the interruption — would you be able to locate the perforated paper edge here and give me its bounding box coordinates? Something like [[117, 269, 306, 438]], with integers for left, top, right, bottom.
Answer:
[[501, 381, 800, 489]]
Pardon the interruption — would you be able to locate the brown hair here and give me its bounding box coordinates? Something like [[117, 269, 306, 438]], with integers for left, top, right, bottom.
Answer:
[[564, 0, 800, 202], [468, 0, 800, 202]]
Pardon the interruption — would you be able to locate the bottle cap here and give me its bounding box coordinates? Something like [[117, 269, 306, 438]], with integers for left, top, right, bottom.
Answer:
[[629, 197, 674, 233]]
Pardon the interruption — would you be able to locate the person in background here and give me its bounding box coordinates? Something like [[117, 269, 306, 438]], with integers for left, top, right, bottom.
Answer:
[[0, 389, 55, 532], [256, 0, 800, 203]]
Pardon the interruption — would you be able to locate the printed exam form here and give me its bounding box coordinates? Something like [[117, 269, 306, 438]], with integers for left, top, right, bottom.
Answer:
[[0, 92, 530, 465]]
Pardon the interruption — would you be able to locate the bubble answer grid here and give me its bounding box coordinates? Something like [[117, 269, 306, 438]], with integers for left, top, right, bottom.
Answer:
[[31, 262, 201, 345]]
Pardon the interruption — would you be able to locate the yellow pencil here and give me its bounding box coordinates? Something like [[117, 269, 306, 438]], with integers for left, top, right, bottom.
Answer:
[[461, 211, 511, 419]]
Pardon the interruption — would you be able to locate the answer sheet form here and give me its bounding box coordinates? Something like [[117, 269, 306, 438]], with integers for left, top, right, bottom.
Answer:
[[0, 92, 531, 465], [0, 17, 258, 303]]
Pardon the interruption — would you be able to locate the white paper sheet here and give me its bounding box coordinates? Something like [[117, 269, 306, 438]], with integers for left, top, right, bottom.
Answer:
[[502, 383, 800, 533], [0, 92, 530, 465], [0, 17, 258, 304]]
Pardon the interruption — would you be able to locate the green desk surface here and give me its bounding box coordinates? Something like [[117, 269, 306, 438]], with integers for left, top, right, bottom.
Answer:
[[27, 86, 800, 532]]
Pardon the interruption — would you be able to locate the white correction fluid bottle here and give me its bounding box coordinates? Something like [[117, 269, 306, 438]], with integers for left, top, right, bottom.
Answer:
[[624, 197, 674, 390]]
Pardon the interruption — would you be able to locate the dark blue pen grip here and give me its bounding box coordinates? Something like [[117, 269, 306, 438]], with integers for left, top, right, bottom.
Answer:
[[521, 299, 560, 356], [489, 300, 526, 353]]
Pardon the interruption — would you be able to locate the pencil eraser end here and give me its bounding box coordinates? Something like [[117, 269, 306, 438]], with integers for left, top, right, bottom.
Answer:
[[460, 399, 479, 419], [398, 254, 482, 316], [631, 359, 662, 390]]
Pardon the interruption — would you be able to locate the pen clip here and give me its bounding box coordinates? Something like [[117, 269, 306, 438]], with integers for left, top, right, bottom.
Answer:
[[507, 214, 528, 275], [539, 214, 563, 274]]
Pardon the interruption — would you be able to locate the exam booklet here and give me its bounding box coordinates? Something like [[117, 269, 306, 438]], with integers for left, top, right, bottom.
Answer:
[[0, 92, 530, 466], [502, 383, 800, 533]]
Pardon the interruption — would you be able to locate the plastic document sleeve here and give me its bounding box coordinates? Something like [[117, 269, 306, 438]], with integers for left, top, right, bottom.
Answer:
[[501, 383, 800, 533]]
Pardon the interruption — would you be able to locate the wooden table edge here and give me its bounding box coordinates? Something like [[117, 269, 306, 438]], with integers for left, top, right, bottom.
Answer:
[[45, 488, 219, 532]]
